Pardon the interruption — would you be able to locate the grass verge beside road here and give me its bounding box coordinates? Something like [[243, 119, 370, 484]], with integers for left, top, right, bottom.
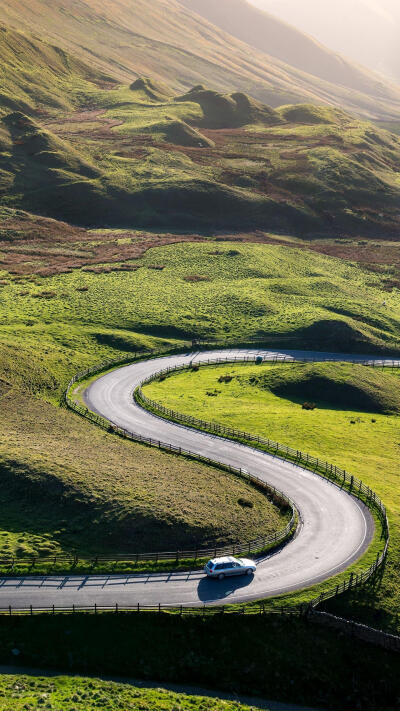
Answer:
[[0, 387, 286, 562], [0, 674, 261, 711], [0, 613, 398, 711], [142, 361, 399, 629]]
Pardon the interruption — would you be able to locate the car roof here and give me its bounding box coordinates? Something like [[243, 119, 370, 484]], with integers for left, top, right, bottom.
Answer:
[[210, 556, 238, 564]]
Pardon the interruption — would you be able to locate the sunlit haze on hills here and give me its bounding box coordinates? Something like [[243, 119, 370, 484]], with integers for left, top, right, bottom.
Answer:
[[249, 0, 400, 82]]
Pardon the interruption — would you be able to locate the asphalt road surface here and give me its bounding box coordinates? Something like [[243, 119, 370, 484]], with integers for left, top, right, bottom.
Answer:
[[1, 348, 393, 610]]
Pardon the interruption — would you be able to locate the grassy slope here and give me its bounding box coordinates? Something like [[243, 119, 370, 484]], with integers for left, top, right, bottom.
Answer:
[[248, 361, 400, 413], [1, 241, 400, 404], [0, 385, 285, 558], [2, 0, 400, 120], [0, 675, 259, 711], [143, 361, 400, 629], [1, 29, 400, 235], [0, 26, 115, 117]]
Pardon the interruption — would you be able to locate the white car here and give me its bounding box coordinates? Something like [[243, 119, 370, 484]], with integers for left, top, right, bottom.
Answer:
[[204, 556, 256, 579]]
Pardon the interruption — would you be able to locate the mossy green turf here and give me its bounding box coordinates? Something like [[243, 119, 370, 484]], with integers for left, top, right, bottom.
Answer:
[[0, 675, 257, 711], [143, 361, 400, 630], [245, 361, 400, 414], [1, 241, 400, 405]]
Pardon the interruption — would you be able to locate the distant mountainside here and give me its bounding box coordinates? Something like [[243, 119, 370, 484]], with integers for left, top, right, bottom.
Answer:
[[250, 0, 400, 84], [1, 0, 400, 120], [1, 23, 400, 238], [182, 0, 395, 95]]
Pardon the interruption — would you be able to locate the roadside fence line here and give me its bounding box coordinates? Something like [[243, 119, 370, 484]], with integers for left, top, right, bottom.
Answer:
[[12, 344, 390, 648], [133, 354, 391, 613]]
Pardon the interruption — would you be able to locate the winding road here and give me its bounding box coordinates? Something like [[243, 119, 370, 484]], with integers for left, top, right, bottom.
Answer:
[[0, 348, 396, 610]]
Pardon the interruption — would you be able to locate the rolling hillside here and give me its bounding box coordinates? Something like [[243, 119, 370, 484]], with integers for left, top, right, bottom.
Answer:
[[182, 0, 398, 97], [1, 4, 400, 236], [1, 0, 400, 120], [251, 0, 400, 84], [1, 73, 400, 234], [0, 26, 116, 117]]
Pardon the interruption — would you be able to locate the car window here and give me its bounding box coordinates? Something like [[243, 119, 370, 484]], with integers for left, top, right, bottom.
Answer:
[[214, 563, 222, 570]]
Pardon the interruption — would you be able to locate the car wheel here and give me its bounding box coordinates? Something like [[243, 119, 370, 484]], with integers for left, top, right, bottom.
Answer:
[[246, 569, 253, 576], [218, 573, 225, 580]]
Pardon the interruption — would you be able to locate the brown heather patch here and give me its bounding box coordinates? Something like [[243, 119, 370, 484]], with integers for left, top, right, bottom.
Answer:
[[2, 205, 400, 282], [0, 211, 207, 277], [308, 241, 400, 267], [32, 290, 57, 299], [184, 274, 211, 282]]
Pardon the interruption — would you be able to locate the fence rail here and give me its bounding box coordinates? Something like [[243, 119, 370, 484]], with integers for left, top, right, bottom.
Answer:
[[0, 347, 397, 649], [58, 351, 388, 616], [0, 601, 398, 651], [1, 352, 298, 570], [133, 354, 391, 613], [0, 603, 299, 617], [136, 356, 389, 531]]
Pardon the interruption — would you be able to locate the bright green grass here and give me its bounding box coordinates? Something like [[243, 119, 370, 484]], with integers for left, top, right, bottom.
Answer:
[[143, 360, 400, 629], [0, 384, 285, 559], [0, 675, 258, 710], [1, 241, 400, 405], [0, 240, 400, 573]]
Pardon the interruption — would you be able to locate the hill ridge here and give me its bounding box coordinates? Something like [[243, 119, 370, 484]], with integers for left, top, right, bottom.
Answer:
[[1, 0, 400, 120]]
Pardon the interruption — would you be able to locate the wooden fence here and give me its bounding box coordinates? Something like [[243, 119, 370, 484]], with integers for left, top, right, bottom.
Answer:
[[0, 347, 397, 650], [133, 355, 391, 612]]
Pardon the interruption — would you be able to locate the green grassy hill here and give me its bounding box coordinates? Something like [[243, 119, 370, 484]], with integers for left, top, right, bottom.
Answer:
[[0, 25, 115, 117], [1, 0, 400, 121], [241, 361, 400, 413], [143, 359, 400, 629], [0, 675, 261, 710], [0, 385, 283, 559], [1, 28, 400, 235]]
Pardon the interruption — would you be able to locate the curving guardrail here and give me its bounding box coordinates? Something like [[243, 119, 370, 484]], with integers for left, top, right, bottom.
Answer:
[[134, 354, 390, 611], [1, 347, 395, 650], [4, 350, 297, 570]]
